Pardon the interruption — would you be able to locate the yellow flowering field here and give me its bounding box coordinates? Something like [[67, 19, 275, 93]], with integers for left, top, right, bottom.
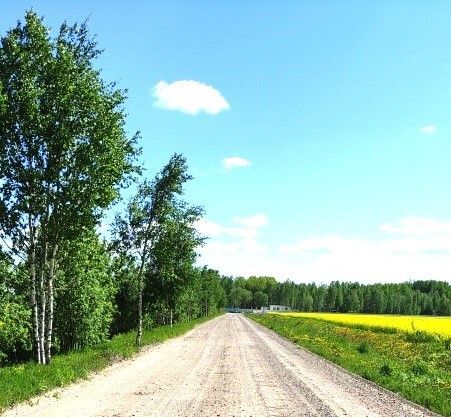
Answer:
[[273, 312, 451, 337]]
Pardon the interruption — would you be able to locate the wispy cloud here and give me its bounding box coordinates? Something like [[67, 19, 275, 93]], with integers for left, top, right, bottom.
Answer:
[[195, 214, 270, 277], [195, 214, 269, 240], [152, 80, 229, 115], [196, 216, 451, 283], [277, 230, 451, 282], [195, 218, 258, 239], [420, 124, 437, 135], [233, 213, 268, 228], [380, 217, 451, 235], [279, 236, 362, 255], [222, 156, 251, 170]]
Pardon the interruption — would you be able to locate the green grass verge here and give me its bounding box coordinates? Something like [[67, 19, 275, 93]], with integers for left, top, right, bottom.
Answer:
[[0, 314, 220, 412], [249, 314, 451, 417]]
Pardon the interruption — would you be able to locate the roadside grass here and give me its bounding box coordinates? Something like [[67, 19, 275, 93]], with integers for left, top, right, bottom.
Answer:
[[250, 314, 451, 417], [0, 314, 220, 412]]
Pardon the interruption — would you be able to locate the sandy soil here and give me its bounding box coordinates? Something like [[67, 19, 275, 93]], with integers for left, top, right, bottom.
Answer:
[[3, 314, 441, 417]]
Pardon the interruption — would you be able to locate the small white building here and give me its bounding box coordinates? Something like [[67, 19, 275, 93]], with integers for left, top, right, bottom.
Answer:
[[269, 305, 291, 311]]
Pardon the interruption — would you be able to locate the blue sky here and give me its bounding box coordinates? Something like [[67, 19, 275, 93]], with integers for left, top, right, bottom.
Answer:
[[2, 1, 451, 283]]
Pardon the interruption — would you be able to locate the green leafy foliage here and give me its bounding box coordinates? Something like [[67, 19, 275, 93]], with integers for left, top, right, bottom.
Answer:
[[0, 301, 31, 364], [109, 254, 139, 335], [55, 230, 115, 352], [357, 341, 370, 354], [146, 203, 204, 321], [0, 257, 30, 364], [0, 10, 138, 247]]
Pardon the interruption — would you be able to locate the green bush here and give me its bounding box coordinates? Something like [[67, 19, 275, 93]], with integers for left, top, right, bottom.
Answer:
[[357, 341, 370, 354], [411, 361, 428, 376], [55, 232, 116, 352], [379, 363, 393, 376], [0, 301, 31, 364]]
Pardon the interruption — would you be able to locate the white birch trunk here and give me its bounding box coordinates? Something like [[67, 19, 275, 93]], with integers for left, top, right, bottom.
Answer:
[[28, 216, 43, 364], [45, 243, 58, 363], [30, 242, 42, 364], [39, 274, 46, 365], [136, 281, 143, 346]]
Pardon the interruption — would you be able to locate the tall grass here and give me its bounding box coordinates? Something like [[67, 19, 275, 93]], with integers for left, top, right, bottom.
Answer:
[[0, 314, 219, 412]]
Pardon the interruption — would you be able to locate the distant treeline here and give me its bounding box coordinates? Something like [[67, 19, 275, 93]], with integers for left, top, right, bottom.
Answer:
[[221, 276, 451, 316]]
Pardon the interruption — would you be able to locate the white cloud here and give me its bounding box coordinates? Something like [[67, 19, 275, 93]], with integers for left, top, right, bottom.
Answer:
[[152, 80, 229, 115], [420, 125, 437, 135], [196, 215, 451, 284], [195, 214, 270, 276], [194, 219, 224, 237], [194, 218, 259, 239], [380, 217, 451, 235], [222, 156, 251, 170], [233, 213, 268, 228], [198, 241, 269, 277], [279, 235, 366, 255], [277, 232, 451, 283]]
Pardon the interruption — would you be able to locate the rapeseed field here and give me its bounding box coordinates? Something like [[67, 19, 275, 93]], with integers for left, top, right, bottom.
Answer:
[[274, 312, 451, 337]]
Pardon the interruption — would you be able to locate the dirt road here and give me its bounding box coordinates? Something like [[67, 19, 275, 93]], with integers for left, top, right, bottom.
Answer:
[[3, 314, 440, 417]]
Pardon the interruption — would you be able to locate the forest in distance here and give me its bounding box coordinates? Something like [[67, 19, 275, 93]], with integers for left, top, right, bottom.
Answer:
[[223, 276, 451, 316], [0, 11, 450, 371]]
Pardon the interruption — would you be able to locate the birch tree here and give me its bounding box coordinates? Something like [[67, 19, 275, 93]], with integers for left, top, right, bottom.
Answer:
[[112, 154, 193, 345], [0, 12, 138, 364], [148, 203, 204, 326]]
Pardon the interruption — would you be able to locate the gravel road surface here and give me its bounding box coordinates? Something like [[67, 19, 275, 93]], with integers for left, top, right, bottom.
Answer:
[[3, 314, 440, 417]]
